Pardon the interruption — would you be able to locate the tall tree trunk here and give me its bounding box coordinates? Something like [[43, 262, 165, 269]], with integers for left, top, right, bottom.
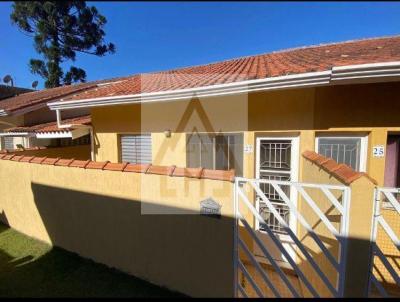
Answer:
[[46, 19, 62, 88]]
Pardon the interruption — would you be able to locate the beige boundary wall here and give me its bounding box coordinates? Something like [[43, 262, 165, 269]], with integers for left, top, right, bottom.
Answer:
[[0, 159, 235, 297]]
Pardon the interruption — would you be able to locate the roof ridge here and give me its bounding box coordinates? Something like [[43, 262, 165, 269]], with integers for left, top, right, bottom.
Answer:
[[7, 35, 400, 92], [128, 35, 400, 77], [268, 34, 400, 55]]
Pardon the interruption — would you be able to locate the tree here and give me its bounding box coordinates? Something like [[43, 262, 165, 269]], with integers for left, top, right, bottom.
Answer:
[[10, 1, 115, 88]]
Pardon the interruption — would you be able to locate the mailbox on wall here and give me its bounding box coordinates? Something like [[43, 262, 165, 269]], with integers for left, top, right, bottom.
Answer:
[[200, 197, 221, 218]]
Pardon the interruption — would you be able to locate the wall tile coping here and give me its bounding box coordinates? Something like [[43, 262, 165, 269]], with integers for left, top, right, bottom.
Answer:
[[302, 150, 377, 185], [0, 154, 235, 182]]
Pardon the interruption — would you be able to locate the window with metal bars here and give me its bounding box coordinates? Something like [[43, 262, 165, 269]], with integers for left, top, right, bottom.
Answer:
[[186, 133, 243, 176], [317, 137, 363, 171]]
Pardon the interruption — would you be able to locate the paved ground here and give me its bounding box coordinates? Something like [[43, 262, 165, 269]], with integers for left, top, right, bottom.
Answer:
[[0, 223, 183, 298]]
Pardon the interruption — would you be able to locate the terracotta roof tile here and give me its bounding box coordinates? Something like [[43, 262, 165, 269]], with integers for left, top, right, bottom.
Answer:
[[302, 150, 377, 185], [59, 36, 400, 102], [147, 165, 176, 176], [5, 115, 91, 134], [2, 36, 399, 114], [0, 155, 235, 182], [103, 162, 128, 171], [10, 155, 24, 162], [69, 159, 91, 168], [201, 169, 235, 182], [55, 158, 75, 167], [123, 163, 151, 173], [0, 75, 131, 114], [85, 161, 109, 170], [18, 156, 35, 163], [172, 167, 203, 178], [30, 157, 47, 164], [42, 157, 60, 165], [2, 154, 15, 160]]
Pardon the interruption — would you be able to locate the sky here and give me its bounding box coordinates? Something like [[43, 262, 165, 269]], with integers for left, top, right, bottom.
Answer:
[[0, 1, 400, 89]]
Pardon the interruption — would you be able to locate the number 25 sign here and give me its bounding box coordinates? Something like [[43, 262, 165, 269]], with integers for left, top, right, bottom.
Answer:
[[372, 145, 385, 158]]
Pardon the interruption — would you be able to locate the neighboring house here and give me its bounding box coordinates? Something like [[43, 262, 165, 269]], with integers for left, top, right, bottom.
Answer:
[[0, 84, 32, 100], [0, 77, 126, 152]]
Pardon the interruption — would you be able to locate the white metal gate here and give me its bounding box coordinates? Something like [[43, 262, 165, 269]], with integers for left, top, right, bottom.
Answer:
[[368, 187, 400, 297], [234, 177, 351, 298]]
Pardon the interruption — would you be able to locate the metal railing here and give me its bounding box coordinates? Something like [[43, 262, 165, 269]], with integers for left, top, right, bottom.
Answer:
[[368, 187, 400, 297], [234, 177, 351, 298]]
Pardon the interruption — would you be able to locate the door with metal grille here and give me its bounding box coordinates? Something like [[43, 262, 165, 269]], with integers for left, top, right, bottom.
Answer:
[[120, 134, 152, 164], [255, 137, 299, 261]]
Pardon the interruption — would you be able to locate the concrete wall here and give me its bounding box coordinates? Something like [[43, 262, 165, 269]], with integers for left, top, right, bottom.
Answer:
[[0, 159, 234, 297], [8, 145, 91, 160]]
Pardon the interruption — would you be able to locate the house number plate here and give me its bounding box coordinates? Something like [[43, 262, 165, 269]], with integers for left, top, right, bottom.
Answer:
[[372, 145, 385, 158]]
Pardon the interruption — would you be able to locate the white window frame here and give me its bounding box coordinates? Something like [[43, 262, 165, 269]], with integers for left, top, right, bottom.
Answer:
[[186, 132, 244, 175], [120, 133, 152, 164], [315, 134, 368, 172], [254, 136, 300, 262]]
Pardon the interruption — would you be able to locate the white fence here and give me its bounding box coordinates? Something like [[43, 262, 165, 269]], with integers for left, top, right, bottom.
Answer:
[[234, 177, 351, 297], [368, 187, 400, 297]]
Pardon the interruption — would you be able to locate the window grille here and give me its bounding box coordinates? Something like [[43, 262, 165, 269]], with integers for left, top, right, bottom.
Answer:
[[257, 140, 293, 233], [317, 137, 362, 171]]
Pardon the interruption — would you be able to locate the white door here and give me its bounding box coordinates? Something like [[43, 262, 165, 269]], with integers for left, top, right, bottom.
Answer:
[[255, 136, 299, 263]]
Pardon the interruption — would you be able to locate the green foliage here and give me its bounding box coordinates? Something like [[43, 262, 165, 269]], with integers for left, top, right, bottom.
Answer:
[[0, 224, 183, 297], [10, 1, 115, 88]]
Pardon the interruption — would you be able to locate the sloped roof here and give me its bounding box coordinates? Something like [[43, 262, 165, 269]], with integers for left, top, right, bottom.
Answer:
[[61, 35, 400, 102], [0, 76, 129, 115], [5, 115, 91, 133], [0, 85, 33, 101]]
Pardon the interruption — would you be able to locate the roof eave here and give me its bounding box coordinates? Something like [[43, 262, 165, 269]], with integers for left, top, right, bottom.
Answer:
[[0, 132, 32, 137], [0, 109, 9, 117], [36, 127, 89, 139], [48, 70, 332, 110], [46, 61, 400, 111]]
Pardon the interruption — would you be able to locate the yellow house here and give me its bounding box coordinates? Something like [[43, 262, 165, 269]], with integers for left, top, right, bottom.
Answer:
[[46, 36, 400, 297], [1, 35, 399, 297], [47, 36, 400, 189]]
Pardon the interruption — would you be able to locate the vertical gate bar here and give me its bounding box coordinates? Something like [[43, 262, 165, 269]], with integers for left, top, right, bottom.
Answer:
[[337, 186, 351, 297], [233, 178, 239, 298], [367, 188, 380, 296]]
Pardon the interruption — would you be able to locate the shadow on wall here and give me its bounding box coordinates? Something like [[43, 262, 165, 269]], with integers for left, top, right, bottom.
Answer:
[[3, 182, 395, 297], [29, 182, 234, 297], [238, 210, 380, 298], [0, 211, 9, 226]]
